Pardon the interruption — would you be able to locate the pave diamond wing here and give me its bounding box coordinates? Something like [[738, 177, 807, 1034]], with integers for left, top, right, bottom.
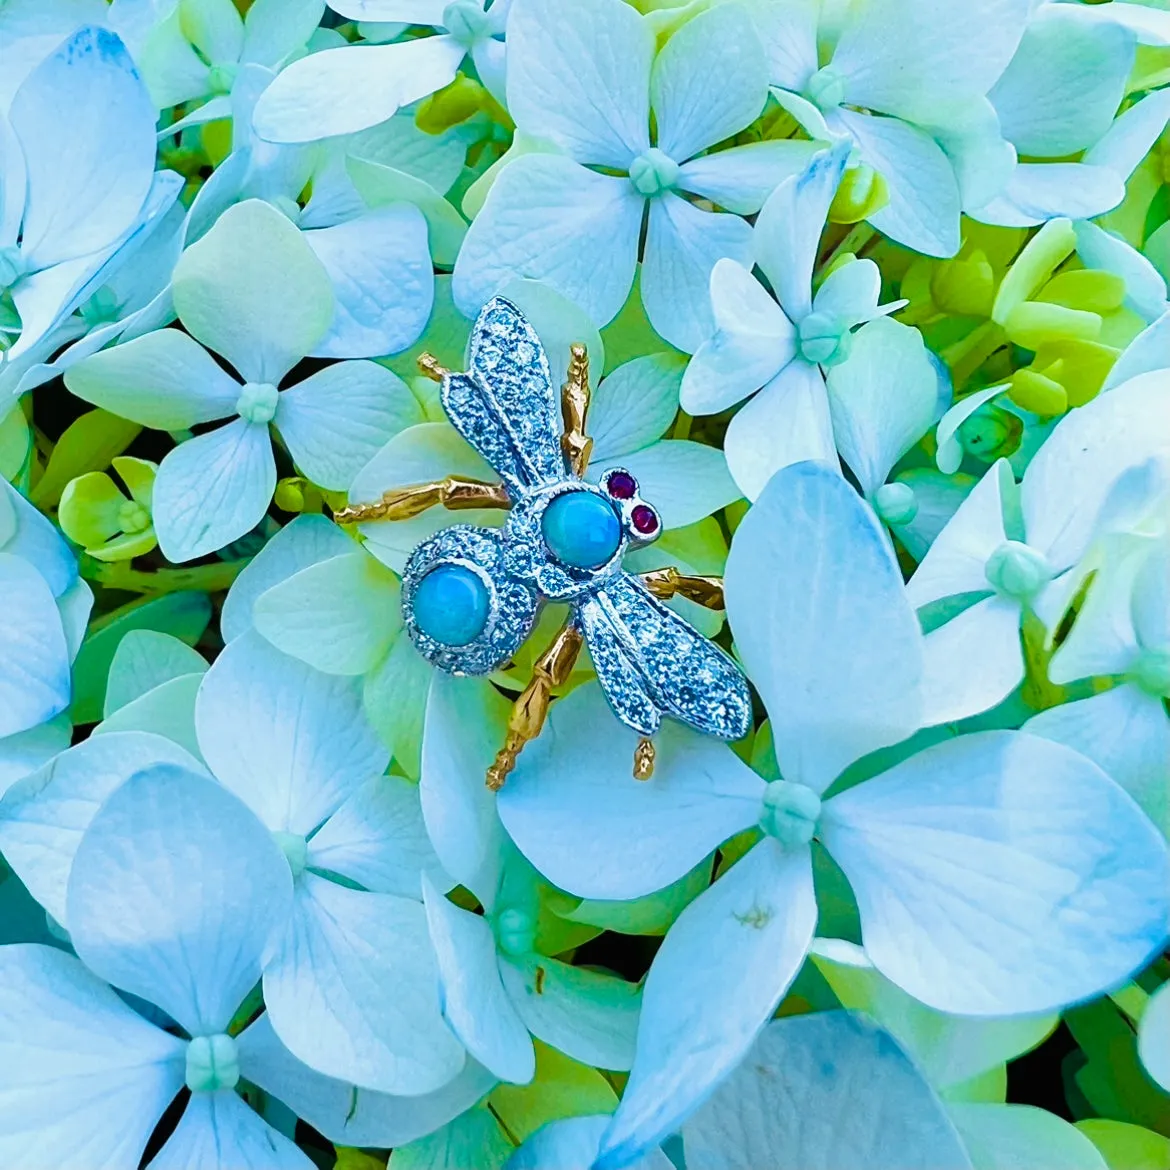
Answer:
[[442, 297, 565, 495], [579, 574, 753, 741]]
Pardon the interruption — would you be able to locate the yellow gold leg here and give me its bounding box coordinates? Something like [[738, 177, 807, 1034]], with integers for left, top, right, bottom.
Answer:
[[417, 352, 451, 382], [633, 736, 655, 781], [561, 343, 593, 478], [640, 567, 726, 610], [486, 623, 584, 790], [334, 476, 511, 525]]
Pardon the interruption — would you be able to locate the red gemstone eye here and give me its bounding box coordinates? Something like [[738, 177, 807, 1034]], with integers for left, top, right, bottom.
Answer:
[[606, 471, 637, 500], [631, 504, 659, 535]]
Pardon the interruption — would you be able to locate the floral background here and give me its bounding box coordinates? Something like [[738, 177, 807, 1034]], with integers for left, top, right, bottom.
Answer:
[[1, 0, 1169, 1167]]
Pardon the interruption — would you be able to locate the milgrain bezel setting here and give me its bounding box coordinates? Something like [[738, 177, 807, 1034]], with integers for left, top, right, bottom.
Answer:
[[401, 524, 539, 675]]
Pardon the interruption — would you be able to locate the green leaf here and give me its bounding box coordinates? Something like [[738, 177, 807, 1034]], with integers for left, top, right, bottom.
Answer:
[[1076, 1121, 1170, 1170], [0, 405, 31, 481], [31, 410, 141, 509], [489, 1042, 618, 1144]]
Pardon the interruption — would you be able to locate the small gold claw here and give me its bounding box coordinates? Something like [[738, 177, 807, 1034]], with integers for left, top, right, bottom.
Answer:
[[417, 352, 450, 382], [560, 342, 593, 478], [486, 623, 584, 789], [640, 566, 726, 611], [333, 476, 511, 525], [633, 737, 656, 781]]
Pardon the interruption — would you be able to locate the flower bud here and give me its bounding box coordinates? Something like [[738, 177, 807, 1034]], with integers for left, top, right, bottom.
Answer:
[[185, 1033, 240, 1093], [759, 780, 821, 850], [985, 540, 1053, 602]]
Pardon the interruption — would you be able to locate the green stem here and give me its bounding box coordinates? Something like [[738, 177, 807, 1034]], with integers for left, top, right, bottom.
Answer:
[[81, 556, 251, 594], [818, 222, 877, 279]]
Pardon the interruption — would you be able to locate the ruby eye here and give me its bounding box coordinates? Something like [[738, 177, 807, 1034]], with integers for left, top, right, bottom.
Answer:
[[605, 471, 637, 500], [631, 504, 659, 535]]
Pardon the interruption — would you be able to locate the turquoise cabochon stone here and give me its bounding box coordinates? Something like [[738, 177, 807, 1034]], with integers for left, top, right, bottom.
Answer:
[[413, 564, 490, 647], [541, 491, 621, 570]]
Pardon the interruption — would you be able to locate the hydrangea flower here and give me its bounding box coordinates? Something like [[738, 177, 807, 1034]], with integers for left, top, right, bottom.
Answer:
[[253, 0, 511, 143], [680, 145, 939, 500], [0, 767, 305, 1166], [454, 0, 818, 351], [909, 371, 1170, 725], [191, 632, 465, 1094], [65, 199, 422, 561], [497, 462, 1170, 1162], [0, 26, 175, 363], [752, 0, 1030, 256], [58, 456, 158, 562]]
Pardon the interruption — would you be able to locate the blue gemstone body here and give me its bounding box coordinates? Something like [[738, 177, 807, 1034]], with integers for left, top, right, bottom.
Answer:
[[541, 491, 621, 570], [413, 564, 490, 646]]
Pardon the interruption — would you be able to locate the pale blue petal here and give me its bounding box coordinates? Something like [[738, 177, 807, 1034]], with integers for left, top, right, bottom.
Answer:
[[596, 841, 817, 1168], [195, 631, 388, 835], [0, 944, 185, 1170], [152, 419, 276, 564], [66, 766, 294, 1036], [725, 462, 923, 792], [683, 1011, 973, 1170], [423, 874, 534, 1084], [264, 875, 465, 1094], [821, 731, 1170, 1014], [498, 683, 762, 901], [505, 0, 651, 167], [453, 156, 642, 328]]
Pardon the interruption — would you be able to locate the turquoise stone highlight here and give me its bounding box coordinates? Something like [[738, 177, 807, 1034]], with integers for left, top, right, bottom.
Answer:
[[414, 564, 490, 646], [542, 491, 621, 570]]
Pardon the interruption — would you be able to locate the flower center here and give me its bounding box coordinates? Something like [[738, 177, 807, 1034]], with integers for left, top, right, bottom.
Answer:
[[443, 0, 490, 45], [629, 148, 680, 198], [273, 830, 308, 879], [185, 1033, 240, 1093], [872, 482, 918, 526], [117, 500, 151, 535], [984, 540, 1053, 602], [1130, 648, 1170, 697], [0, 245, 27, 291], [494, 906, 536, 957], [236, 382, 279, 425], [759, 780, 821, 849], [805, 66, 846, 111], [798, 311, 853, 367]]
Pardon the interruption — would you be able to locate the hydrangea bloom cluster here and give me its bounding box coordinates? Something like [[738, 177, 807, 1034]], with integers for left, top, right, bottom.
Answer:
[[1, 1, 1170, 1167]]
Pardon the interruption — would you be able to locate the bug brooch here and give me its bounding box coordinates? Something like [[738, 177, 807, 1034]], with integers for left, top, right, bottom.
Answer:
[[337, 297, 751, 788]]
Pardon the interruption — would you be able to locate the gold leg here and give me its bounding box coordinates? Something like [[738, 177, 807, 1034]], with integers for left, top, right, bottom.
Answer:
[[417, 352, 451, 382], [640, 567, 726, 610], [334, 476, 511, 525], [486, 622, 584, 790], [633, 736, 655, 781], [561, 343, 593, 478]]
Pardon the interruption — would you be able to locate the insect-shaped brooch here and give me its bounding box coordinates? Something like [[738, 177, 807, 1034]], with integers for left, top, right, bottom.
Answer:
[[337, 297, 751, 789]]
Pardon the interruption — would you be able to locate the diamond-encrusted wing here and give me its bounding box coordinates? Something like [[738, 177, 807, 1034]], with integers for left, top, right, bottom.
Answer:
[[442, 297, 565, 495], [579, 574, 752, 741]]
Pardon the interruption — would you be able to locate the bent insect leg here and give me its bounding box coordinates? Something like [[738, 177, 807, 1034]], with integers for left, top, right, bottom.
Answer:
[[639, 567, 726, 610], [561, 343, 593, 478], [486, 621, 584, 791], [334, 476, 511, 525]]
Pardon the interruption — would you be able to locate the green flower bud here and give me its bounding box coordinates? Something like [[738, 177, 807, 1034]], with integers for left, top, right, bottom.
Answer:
[[828, 164, 889, 224], [957, 403, 1021, 462], [629, 148, 681, 198], [984, 540, 1052, 602], [185, 1033, 240, 1093], [873, 481, 919, 526], [759, 780, 821, 850], [495, 906, 536, 957]]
